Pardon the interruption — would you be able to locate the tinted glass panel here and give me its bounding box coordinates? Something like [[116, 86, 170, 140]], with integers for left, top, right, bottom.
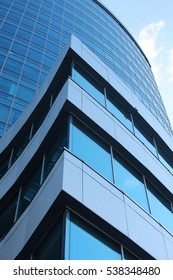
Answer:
[[16, 163, 42, 219], [70, 118, 113, 182], [107, 92, 133, 132], [157, 145, 173, 174], [67, 214, 121, 260], [73, 64, 105, 106], [123, 248, 139, 260], [10, 129, 31, 166], [43, 125, 67, 180], [0, 152, 11, 179], [133, 118, 157, 156], [0, 192, 19, 240], [32, 216, 62, 260], [113, 151, 149, 211], [146, 180, 173, 234]]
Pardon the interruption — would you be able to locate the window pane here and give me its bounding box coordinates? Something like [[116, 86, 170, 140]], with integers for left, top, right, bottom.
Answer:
[[73, 64, 105, 106], [146, 180, 173, 234], [107, 92, 133, 132], [67, 214, 121, 260], [0, 104, 10, 122], [0, 152, 11, 179], [43, 124, 67, 180], [10, 130, 31, 166], [16, 163, 42, 220], [0, 192, 19, 240], [157, 145, 173, 174], [113, 151, 149, 211], [70, 118, 113, 182], [133, 118, 157, 156], [33, 216, 62, 260]]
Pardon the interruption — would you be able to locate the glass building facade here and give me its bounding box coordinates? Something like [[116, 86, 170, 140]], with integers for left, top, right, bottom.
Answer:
[[0, 0, 172, 137], [1, 0, 173, 260]]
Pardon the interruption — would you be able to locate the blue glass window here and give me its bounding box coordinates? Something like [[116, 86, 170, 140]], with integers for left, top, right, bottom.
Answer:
[[113, 150, 149, 211], [73, 64, 105, 106], [16, 85, 35, 103], [11, 42, 28, 56], [0, 77, 17, 95], [66, 213, 121, 260], [157, 145, 173, 173], [107, 92, 133, 132], [133, 118, 157, 156], [0, 104, 10, 122], [4, 58, 23, 73], [22, 65, 39, 81], [70, 118, 113, 182], [9, 108, 22, 124], [146, 180, 173, 234]]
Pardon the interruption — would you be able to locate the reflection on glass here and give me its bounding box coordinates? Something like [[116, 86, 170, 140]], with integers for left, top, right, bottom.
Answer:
[[70, 118, 113, 182], [157, 145, 173, 174], [133, 118, 157, 156], [146, 180, 173, 234], [107, 92, 133, 132], [113, 150, 149, 212], [67, 214, 121, 260], [73, 64, 105, 106]]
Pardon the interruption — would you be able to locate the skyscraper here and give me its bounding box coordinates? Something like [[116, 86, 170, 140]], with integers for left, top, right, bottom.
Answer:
[[0, 0, 173, 259]]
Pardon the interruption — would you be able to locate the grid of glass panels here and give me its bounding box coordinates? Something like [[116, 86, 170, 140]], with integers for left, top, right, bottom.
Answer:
[[72, 62, 173, 174], [1, 113, 173, 240], [0, 120, 67, 241], [69, 116, 173, 235], [0, 0, 171, 137]]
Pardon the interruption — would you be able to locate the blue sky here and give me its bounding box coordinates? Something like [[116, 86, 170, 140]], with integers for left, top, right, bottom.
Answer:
[[101, 0, 173, 128]]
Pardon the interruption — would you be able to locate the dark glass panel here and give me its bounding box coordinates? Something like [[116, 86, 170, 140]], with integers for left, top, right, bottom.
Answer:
[[123, 248, 139, 260], [157, 145, 173, 173], [0, 152, 11, 179], [16, 163, 42, 219], [32, 216, 62, 260], [133, 118, 157, 156], [43, 124, 67, 181], [0, 192, 19, 240]]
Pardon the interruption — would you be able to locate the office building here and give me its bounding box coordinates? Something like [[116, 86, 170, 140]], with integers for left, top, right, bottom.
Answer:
[[0, 0, 173, 259]]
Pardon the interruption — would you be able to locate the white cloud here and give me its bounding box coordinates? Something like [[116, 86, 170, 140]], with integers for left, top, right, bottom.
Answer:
[[138, 20, 165, 85], [168, 49, 173, 83]]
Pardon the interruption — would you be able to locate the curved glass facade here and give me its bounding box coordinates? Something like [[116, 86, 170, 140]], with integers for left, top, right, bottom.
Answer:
[[0, 0, 172, 137]]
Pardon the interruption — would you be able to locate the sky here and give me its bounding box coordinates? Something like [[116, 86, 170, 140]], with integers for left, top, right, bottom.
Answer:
[[101, 0, 173, 128]]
